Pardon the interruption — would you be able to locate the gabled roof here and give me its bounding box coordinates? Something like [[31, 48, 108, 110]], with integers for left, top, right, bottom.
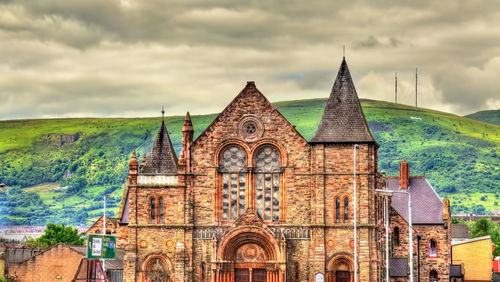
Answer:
[[387, 177, 444, 224], [194, 81, 307, 144], [140, 121, 178, 174], [310, 58, 375, 143]]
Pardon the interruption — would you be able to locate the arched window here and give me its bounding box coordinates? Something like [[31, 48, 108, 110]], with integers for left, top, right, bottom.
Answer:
[[429, 270, 438, 282], [335, 197, 341, 222], [255, 146, 281, 222], [201, 262, 206, 281], [393, 227, 400, 246], [219, 145, 247, 220], [344, 197, 349, 221], [150, 197, 156, 221], [158, 197, 164, 222], [429, 239, 438, 257]]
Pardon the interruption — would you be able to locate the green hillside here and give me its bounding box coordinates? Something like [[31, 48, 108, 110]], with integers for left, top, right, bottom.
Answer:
[[0, 99, 499, 225], [465, 109, 500, 126]]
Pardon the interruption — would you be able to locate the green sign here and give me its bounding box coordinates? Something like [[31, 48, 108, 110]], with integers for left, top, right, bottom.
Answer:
[[86, 234, 116, 259]]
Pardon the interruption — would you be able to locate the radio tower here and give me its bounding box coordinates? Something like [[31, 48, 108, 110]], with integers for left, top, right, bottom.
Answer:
[[395, 72, 398, 104], [415, 68, 418, 107]]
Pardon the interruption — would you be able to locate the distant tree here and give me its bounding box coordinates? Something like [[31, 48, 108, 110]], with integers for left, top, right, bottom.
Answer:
[[27, 223, 85, 248], [470, 218, 500, 256]]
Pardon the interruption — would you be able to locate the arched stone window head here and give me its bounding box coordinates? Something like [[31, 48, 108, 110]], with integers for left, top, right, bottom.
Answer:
[[254, 146, 281, 222], [145, 257, 171, 282], [219, 145, 247, 220]]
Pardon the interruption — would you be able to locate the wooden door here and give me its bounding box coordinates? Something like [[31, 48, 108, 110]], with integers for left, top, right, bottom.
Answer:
[[252, 269, 267, 282], [235, 269, 250, 282], [336, 271, 350, 282]]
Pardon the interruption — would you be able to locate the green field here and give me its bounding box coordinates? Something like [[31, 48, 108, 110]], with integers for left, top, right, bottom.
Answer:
[[0, 98, 499, 225]]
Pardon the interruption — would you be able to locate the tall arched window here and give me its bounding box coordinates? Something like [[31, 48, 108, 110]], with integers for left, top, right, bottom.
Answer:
[[393, 227, 400, 246], [429, 270, 438, 282], [335, 197, 341, 222], [255, 146, 281, 222], [150, 197, 156, 221], [158, 197, 164, 222], [429, 239, 438, 257], [219, 146, 247, 220], [343, 197, 349, 221]]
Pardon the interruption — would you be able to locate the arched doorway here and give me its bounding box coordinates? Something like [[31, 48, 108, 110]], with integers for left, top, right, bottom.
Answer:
[[141, 253, 173, 282], [215, 226, 286, 282], [326, 253, 354, 282]]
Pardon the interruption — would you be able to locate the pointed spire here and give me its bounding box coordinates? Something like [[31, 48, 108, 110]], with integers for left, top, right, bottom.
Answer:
[[310, 58, 375, 143], [129, 150, 138, 166], [182, 111, 193, 133], [141, 120, 178, 174]]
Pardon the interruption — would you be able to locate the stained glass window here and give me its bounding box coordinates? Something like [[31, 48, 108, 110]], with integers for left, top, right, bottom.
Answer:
[[344, 197, 349, 221], [219, 146, 247, 220], [159, 197, 164, 222], [335, 197, 340, 222], [150, 197, 156, 221], [255, 147, 281, 222]]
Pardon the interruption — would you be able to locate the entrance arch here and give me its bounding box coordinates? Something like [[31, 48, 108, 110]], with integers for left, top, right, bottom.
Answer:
[[326, 253, 354, 282], [140, 253, 173, 282], [215, 226, 285, 282]]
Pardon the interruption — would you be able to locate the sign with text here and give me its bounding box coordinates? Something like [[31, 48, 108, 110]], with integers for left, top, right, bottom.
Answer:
[[86, 234, 116, 259], [315, 273, 324, 282]]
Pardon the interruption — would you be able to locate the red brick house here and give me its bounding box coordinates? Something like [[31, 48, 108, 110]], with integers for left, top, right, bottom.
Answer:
[[94, 58, 451, 281]]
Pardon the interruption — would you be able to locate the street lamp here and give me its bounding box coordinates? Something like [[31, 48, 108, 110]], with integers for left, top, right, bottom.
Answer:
[[375, 189, 413, 282], [353, 144, 359, 282], [103, 194, 110, 273]]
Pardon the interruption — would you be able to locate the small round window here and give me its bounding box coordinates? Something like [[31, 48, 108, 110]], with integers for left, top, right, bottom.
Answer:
[[238, 115, 264, 142]]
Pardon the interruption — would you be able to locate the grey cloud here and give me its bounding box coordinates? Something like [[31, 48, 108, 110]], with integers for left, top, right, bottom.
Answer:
[[0, 0, 499, 119]]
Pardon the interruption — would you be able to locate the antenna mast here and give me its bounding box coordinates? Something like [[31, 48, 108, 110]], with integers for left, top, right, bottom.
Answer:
[[395, 72, 398, 104], [415, 68, 418, 107]]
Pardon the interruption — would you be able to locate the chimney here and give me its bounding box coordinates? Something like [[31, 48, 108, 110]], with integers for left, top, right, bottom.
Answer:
[[178, 112, 194, 182], [399, 160, 410, 189]]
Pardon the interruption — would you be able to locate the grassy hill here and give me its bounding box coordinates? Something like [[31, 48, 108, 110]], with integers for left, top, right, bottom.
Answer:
[[465, 109, 500, 126], [0, 99, 499, 225]]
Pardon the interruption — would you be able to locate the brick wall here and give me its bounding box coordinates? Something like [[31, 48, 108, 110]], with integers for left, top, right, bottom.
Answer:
[[8, 244, 83, 282]]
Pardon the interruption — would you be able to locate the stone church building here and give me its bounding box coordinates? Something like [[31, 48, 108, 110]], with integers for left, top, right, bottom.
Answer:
[[89, 58, 452, 281]]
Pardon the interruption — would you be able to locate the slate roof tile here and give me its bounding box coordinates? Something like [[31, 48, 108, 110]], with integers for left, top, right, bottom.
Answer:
[[140, 121, 178, 174], [310, 58, 375, 143]]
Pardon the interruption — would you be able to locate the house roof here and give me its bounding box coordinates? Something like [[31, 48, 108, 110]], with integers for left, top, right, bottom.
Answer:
[[69, 246, 125, 270], [310, 58, 375, 143], [140, 121, 178, 174], [389, 258, 407, 277], [451, 224, 470, 239], [387, 177, 444, 224], [451, 235, 491, 246]]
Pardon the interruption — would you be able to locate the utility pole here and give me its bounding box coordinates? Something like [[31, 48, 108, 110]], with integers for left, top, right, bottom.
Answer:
[[353, 144, 359, 282]]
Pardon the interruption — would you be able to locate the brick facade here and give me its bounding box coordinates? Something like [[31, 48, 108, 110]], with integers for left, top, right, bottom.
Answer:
[[8, 243, 83, 282], [94, 58, 452, 281]]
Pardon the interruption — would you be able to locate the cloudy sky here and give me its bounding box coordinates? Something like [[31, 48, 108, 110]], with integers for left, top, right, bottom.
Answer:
[[1, 0, 499, 120]]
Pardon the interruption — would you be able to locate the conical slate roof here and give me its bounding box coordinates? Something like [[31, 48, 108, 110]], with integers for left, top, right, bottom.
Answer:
[[310, 58, 375, 143], [140, 121, 178, 174]]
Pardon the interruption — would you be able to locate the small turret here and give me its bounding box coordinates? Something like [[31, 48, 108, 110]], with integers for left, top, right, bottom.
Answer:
[[179, 112, 194, 174], [128, 150, 138, 185]]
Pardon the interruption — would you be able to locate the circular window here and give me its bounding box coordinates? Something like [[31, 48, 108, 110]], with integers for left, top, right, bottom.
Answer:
[[238, 115, 264, 142]]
